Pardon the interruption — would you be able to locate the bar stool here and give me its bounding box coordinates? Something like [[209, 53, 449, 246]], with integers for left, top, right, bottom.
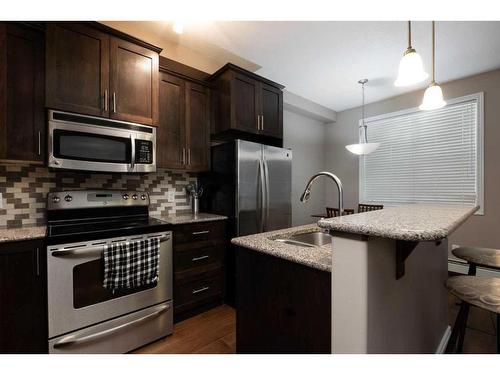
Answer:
[[446, 246, 500, 353], [446, 276, 500, 353]]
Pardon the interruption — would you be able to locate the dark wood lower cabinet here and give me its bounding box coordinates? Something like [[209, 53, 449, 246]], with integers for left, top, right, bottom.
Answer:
[[236, 246, 331, 353], [173, 220, 227, 322], [0, 239, 47, 353]]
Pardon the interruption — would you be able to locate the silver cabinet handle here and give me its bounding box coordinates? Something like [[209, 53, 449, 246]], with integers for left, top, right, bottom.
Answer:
[[188, 148, 191, 166], [182, 148, 186, 165], [112, 92, 117, 113], [192, 286, 210, 295], [192, 255, 210, 262], [261, 115, 264, 130], [192, 230, 210, 235], [38, 131, 41, 156], [104, 89, 109, 112], [257, 115, 261, 130], [52, 303, 171, 349]]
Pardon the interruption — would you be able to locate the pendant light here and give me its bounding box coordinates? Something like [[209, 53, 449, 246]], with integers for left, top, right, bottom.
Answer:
[[394, 21, 428, 87], [346, 79, 380, 155], [420, 21, 446, 110]]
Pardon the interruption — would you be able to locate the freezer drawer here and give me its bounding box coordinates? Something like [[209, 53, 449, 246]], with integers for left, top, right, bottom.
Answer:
[[49, 301, 173, 354]]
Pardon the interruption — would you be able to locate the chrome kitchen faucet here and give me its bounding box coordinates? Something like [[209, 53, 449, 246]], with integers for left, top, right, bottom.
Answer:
[[300, 172, 344, 216]]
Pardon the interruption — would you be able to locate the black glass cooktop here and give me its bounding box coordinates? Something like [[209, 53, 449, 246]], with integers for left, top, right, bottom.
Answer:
[[47, 216, 170, 245]]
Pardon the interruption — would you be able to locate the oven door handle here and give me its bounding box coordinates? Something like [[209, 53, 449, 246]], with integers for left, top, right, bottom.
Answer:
[[51, 245, 105, 257], [52, 303, 171, 349], [51, 236, 170, 257]]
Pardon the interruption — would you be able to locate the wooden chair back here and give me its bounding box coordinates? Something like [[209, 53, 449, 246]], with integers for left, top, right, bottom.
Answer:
[[326, 207, 355, 218], [358, 204, 384, 213]]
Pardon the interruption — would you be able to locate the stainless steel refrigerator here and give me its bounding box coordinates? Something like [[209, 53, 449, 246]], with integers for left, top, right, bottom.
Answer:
[[200, 139, 292, 304]]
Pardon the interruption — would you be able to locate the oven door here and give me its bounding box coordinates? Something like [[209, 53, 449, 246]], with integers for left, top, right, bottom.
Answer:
[[47, 231, 172, 339], [48, 110, 156, 173]]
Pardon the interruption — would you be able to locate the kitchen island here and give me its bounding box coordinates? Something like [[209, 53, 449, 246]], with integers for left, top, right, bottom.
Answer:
[[232, 204, 478, 354]]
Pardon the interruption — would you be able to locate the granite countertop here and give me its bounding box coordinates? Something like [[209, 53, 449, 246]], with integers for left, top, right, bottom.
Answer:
[[318, 204, 478, 241], [153, 212, 228, 225], [0, 225, 47, 244], [231, 224, 332, 272]]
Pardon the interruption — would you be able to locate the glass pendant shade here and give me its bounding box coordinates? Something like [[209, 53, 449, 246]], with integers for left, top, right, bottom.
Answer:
[[345, 142, 380, 155], [346, 79, 380, 156], [394, 48, 428, 87], [419, 82, 446, 110]]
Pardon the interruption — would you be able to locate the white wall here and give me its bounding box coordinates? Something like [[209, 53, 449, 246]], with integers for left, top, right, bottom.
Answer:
[[283, 110, 328, 226]]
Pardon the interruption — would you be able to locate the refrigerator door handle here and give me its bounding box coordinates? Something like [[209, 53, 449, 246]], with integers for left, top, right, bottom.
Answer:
[[262, 156, 270, 232], [258, 158, 266, 232]]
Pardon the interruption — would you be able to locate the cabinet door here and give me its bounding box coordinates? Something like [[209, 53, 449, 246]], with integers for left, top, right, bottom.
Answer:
[[157, 72, 186, 169], [46, 23, 109, 117], [0, 240, 47, 353], [259, 83, 283, 138], [186, 82, 210, 171], [109, 37, 159, 126], [231, 73, 259, 134], [0, 23, 45, 162]]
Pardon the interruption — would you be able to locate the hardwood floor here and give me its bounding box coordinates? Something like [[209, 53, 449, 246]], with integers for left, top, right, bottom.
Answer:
[[134, 294, 497, 354], [133, 304, 236, 354]]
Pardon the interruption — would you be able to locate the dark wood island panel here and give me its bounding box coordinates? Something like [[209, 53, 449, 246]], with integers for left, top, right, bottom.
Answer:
[[235, 246, 331, 353]]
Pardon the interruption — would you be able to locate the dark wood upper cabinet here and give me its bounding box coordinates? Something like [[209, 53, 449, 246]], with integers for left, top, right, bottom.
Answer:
[[46, 23, 109, 117], [0, 23, 45, 163], [185, 82, 210, 171], [210, 63, 284, 140], [157, 70, 210, 172], [46, 23, 160, 126], [0, 239, 47, 353], [158, 72, 185, 169], [232, 73, 259, 134], [109, 37, 159, 125], [260, 82, 283, 138]]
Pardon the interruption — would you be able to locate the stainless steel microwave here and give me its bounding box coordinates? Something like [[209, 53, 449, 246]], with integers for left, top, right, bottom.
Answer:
[[48, 110, 156, 173]]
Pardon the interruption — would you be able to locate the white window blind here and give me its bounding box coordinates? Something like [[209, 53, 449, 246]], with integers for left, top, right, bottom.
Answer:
[[360, 93, 483, 211]]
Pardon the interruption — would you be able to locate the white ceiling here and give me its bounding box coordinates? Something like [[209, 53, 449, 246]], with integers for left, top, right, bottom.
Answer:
[[121, 21, 500, 112]]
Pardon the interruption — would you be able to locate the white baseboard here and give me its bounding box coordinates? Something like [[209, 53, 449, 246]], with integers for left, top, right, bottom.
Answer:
[[448, 260, 500, 277], [436, 325, 452, 354]]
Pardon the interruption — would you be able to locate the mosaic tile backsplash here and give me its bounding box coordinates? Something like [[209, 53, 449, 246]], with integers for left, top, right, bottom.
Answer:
[[0, 163, 197, 228]]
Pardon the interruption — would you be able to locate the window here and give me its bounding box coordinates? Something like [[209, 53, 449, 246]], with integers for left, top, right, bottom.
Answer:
[[359, 92, 484, 214]]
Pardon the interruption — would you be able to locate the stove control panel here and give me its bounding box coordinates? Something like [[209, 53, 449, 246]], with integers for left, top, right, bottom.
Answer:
[[47, 190, 150, 210]]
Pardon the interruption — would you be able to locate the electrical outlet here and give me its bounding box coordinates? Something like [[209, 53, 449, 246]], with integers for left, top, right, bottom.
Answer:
[[167, 189, 175, 203]]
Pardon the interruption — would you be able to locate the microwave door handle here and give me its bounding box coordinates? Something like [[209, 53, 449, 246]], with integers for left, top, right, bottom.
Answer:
[[130, 134, 136, 170]]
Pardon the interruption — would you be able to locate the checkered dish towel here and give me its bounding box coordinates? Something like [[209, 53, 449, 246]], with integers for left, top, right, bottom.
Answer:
[[103, 238, 160, 291]]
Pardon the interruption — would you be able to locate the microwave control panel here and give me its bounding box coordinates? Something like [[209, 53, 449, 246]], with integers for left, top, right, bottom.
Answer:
[[135, 139, 153, 164]]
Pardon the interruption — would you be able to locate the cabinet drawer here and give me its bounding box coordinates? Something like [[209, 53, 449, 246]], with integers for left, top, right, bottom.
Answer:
[[174, 244, 222, 272], [175, 275, 223, 311], [173, 221, 226, 245]]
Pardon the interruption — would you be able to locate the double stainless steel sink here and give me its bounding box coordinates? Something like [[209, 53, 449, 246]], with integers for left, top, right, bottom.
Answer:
[[274, 231, 332, 248]]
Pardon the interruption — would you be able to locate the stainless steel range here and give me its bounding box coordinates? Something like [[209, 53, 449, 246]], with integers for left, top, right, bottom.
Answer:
[[45, 190, 173, 354]]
